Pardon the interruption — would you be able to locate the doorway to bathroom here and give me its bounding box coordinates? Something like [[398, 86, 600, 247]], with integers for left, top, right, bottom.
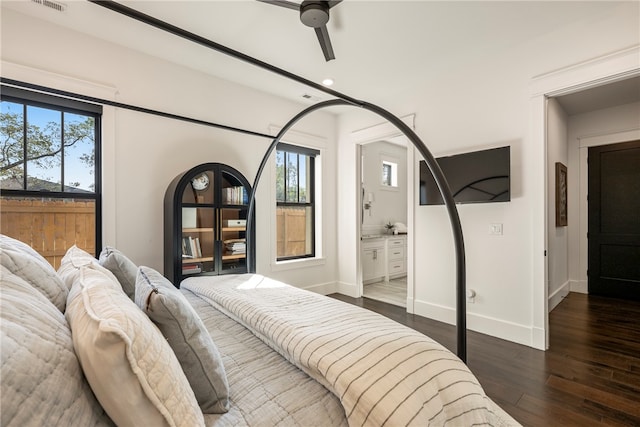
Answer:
[[360, 138, 408, 307]]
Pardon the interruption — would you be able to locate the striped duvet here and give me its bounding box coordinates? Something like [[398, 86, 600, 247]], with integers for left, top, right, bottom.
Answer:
[[182, 274, 519, 427]]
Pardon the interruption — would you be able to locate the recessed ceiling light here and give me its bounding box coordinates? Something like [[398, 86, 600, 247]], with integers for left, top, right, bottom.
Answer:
[[322, 78, 334, 86]]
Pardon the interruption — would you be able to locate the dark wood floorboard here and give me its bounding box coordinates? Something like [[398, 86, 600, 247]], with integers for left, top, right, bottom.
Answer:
[[329, 292, 640, 427]]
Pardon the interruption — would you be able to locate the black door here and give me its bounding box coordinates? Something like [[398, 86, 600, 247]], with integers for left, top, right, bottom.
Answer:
[[588, 140, 640, 300]]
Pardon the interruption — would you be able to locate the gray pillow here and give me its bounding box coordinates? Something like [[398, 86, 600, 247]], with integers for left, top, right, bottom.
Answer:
[[98, 246, 137, 299], [134, 266, 230, 414]]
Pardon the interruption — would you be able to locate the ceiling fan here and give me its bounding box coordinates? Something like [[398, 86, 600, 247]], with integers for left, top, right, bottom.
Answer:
[[257, 0, 343, 61]]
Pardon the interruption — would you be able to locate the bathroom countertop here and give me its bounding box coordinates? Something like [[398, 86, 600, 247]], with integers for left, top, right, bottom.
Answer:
[[361, 233, 407, 240]]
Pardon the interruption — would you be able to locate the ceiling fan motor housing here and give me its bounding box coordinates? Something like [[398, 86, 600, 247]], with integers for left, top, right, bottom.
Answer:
[[300, 1, 329, 27]]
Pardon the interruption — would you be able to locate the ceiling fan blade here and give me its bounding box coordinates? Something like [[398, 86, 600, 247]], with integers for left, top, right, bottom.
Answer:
[[327, 0, 342, 9], [256, 0, 300, 11], [314, 25, 335, 61]]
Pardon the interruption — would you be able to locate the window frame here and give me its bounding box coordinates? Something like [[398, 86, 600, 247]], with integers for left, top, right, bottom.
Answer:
[[379, 154, 400, 191], [0, 87, 103, 256], [275, 142, 319, 262]]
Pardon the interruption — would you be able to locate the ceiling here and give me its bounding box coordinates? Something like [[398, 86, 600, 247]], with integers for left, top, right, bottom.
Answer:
[[554, 76, 640, 116], [3, 1, 639, 113]]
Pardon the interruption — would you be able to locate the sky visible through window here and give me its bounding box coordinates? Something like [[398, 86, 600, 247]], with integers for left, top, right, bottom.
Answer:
[[1, 101, 95, 192]]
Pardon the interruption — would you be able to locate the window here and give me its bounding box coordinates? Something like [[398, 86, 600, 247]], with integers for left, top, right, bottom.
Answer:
[[381, 158, 398, 188], [0, 87, 102, 268], [275, 143, 318, 261]]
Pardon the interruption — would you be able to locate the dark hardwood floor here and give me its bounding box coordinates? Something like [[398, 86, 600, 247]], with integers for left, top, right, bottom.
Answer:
[[329, 292, 640, 426]]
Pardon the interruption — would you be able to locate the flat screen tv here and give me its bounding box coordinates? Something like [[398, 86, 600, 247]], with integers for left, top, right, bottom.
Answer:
[[419, 146, 510, 205]]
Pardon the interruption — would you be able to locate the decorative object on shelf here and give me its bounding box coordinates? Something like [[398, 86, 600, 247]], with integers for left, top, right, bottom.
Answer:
[[191, 172, 210, 191], [164, 163, 255, 287]]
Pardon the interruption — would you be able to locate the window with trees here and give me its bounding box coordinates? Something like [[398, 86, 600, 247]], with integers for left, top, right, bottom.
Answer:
[[275, 143, 318, 261], [0, 87, 101, 268]]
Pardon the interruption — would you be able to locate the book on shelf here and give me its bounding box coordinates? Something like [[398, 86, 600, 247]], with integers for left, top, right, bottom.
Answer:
[[182, 262, 202, 275], [222, 186, 246, 205], [224, 238, 246, 254], [182, 236, 202, 259]]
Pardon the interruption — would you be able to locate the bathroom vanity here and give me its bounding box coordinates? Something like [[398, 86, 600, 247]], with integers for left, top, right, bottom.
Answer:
[[361, 234, 407, 284]]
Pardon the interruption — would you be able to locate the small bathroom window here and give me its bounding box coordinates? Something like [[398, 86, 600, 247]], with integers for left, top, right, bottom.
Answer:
[[381, 159, 398, 188]]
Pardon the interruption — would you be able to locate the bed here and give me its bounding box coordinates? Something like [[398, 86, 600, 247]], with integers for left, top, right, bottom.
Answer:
[[0, 234, 519, 426]]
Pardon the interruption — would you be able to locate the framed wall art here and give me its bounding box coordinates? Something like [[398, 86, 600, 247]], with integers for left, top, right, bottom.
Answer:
[[555, 162, 568, 227]]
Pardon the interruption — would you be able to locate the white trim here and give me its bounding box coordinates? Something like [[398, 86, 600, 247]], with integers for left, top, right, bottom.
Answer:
[[530, 327, 546, 349], [406, 144, 415, 314], [1, 60, 119, 248], [530, 45, 640, 97], [528, 94, 549, 350], [267, 126, 328, 149], [302, 280, 338, 295], [578, 128, 640, 148], [351, 115, 416, 144], [270, 256, 326, 272], [1, 61, 118, 99], [570, 280, 588, 294], [413, 299, 535, 347], [337, 281, 359, 298], [548, 281, 570, 312]]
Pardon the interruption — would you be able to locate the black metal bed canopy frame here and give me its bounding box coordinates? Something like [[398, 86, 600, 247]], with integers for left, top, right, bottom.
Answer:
[[21, 0, 470, 362]]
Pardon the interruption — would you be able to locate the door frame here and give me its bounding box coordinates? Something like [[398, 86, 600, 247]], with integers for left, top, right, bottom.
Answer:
[[529, 45, 639, 350], [351, 114, 416, 311]]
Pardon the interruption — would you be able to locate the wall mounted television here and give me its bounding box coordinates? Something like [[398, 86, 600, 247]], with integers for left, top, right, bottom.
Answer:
[[419, 146, 510, 205]]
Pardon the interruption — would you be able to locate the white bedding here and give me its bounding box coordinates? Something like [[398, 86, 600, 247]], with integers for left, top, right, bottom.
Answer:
[[182, 274, 519, 427]]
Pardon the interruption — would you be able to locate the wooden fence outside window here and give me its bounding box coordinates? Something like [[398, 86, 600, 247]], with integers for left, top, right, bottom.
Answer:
[[276, 206, 308, 258], [0, 197, 96, 269]]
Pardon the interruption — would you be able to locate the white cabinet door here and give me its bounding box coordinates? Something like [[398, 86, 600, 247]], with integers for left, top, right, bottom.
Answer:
[[362, 241, 385, 282]]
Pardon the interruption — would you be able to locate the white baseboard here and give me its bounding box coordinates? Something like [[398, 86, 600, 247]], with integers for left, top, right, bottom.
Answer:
[[406, 297, 415, 314], [548, 281, 570, 312], [570, 280, 588, 294], [336, 281, 360, 298], [530, 327, 547, 350], [413, 299, 537, 348], [303, 281, 338, 295]]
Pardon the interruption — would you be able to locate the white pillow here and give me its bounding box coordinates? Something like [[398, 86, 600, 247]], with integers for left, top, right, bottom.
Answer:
[[58, 245, 121, 292], [0, 234, 68, 311], [63, 247, 205, 427]]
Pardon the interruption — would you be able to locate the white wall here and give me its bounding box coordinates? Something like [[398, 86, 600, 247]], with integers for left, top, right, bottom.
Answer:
[[547, 98, 570, 311], [1, 8, 339, 291], [361, 141, 407, 235], [567, 101, 640, 295], [337, 2, 639, 347], [3, 3, 639, 348]]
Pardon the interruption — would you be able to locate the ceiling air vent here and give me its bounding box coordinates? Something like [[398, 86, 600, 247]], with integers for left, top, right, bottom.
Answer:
[[31, 0, 67, 12], [301, 93, 322, 102]]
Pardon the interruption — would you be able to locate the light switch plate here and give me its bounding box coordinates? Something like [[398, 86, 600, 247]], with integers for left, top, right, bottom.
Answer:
[[490, 223, 503, 235]]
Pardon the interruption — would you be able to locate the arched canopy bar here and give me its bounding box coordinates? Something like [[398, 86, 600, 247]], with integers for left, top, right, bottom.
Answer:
[[245, 99, 467, 362], [89, 0, 467, 363]]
